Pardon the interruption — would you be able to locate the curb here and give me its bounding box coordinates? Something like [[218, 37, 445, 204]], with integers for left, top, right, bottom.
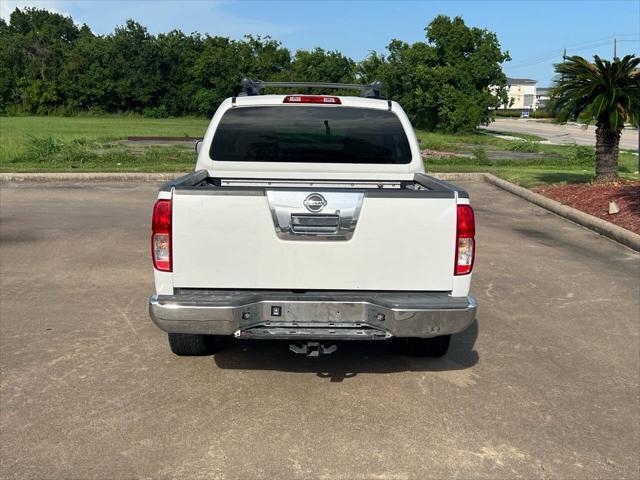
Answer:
[[483, 173, 640, 252], [0, 172, 183, 182], [429, 172, 486, 181]]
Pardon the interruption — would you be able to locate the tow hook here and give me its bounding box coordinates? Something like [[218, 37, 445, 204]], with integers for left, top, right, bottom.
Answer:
[[289, 342, 337, 357]]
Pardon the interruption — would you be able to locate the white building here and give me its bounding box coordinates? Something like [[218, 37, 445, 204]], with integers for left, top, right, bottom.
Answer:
[[502, 77, 538, 110], [536, 87, 551, 110]]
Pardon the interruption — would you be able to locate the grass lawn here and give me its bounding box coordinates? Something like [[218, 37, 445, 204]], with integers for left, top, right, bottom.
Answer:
[[0, 116, 209, 173], [416, 130, 639, 187], [1, 116, 638, 187], [0, 115, 209, 145]]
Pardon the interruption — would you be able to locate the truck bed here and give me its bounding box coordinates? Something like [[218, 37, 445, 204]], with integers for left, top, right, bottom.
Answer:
[[160, 170, 469, 197]]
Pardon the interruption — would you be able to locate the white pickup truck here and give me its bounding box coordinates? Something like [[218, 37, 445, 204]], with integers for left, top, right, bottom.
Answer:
[[149, 80, 477, 358]]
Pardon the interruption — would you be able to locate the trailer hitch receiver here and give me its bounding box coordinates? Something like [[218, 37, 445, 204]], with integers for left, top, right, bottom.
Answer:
[[289, 342, 337, 357]]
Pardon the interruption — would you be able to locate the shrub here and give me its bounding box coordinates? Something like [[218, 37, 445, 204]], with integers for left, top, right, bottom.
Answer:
[[495, 109, 555, 119], [568, 144, 595, 165], [472, 147, 489, 163], [531, 110, 555, 119], [508, 139, 541, 153], [494, 110, 522, 118], [143, 105, 170, 119], [25, 136, 64, 161]]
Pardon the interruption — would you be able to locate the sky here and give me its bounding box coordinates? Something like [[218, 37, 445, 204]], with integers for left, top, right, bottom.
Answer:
[[1, 0, 639, 86]]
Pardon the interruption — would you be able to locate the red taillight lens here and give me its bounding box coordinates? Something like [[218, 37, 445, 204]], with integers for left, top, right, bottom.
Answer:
[[455, 205, 475, 275], [283, 95, 341, 104], [152, 199, 172, 272]]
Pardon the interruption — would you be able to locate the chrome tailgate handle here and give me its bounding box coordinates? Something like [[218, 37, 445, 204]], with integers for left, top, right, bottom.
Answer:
[[267, 190, 364, 240], [291, 214, 339, 234]]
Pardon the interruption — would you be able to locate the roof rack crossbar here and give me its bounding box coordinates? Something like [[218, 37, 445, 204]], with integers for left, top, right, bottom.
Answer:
[[240, 78, 385, 99]]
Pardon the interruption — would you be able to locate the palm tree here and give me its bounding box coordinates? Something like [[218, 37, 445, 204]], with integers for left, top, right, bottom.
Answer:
[[551, 54, 640, 182]]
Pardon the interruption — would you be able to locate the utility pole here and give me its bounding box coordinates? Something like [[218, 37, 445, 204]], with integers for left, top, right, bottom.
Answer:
[[614, 38, 617, 58]]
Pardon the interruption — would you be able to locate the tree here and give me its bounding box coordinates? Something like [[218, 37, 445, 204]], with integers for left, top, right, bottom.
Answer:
[[191, 36, 244, 114], [191, 35, 292, 113], [0, 18, 26, 112], [0, 7, 512, 123], [357, 50, 385, 84], [156, 30, 204, 115], [58, 29, 106, 113], [288, 48, 355, 84], [108, 20, 163, 112], [357, 16, 510, 132], [2, 7, 86, 113], [237, 35, 291, 82], [551, 55, 640, 182]]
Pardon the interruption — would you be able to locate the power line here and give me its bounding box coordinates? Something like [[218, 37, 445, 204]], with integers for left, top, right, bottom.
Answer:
[[508, 38, 637, 67], [509, 35, 623, 64], [507, 34, 639, 68], [506, 37, 639, 70], [508, 44, 609, 68]]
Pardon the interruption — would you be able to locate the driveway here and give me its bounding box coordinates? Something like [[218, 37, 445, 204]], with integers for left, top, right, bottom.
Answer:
[[481, 117, 639, 150], [1, 180, 638, 479]]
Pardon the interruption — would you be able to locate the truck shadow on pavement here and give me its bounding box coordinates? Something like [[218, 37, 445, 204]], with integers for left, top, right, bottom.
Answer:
[[213, 320, 479, 382]]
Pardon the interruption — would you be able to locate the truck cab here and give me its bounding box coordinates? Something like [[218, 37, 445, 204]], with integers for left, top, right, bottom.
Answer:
[[149, 80, 477, 357]]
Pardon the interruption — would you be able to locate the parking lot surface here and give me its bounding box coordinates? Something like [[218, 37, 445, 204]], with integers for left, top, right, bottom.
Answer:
[[1, 180, 638, 479]]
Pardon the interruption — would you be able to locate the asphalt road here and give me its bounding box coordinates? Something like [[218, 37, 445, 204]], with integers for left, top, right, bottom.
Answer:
[[481, 118, 640, 150], [1, 180, 639, 479]]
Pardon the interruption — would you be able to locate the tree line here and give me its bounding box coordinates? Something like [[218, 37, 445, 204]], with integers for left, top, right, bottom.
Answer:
[[0, 8, 511, 132]]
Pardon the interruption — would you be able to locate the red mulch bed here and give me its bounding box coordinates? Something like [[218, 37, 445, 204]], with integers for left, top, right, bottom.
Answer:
[[535, 181, 640, 235]]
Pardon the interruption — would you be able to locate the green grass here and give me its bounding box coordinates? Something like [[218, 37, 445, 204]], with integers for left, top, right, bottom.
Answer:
[[417, 129, 639, 187], [507, 139, 541, 153], [0, 116, 209, 172], [481, 130, 546, 142], [426, 164, 603, 188], [416, 130, 510, 151], [0, 115, 208, 144], [1, 116, 638, 187]]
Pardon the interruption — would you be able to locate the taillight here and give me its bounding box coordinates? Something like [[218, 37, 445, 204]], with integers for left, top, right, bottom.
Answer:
[[152, 199, 172, 272], [283, 95, 341, 104], [455, 205, 475, 275]]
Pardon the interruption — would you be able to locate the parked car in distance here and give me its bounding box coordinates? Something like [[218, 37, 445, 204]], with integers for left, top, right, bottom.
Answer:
[[149, 79, 477, 357]]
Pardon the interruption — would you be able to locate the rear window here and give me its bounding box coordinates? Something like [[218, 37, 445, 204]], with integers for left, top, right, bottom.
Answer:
[[210, 106, 412, 164]]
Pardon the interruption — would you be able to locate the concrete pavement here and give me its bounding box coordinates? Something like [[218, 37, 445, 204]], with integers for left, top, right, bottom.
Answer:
[[1, 180, 638, 479], [481, 118, 639, 150]]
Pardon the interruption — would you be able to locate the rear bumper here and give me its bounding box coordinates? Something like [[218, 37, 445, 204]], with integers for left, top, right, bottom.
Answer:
[[149, 290, 477, 340]]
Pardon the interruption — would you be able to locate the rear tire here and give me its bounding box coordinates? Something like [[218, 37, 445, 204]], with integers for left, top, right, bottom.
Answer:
[[397, 335, 451, 357], [168, 333, 222, 356]]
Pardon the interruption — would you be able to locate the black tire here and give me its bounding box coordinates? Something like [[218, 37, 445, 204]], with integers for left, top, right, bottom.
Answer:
[[397, 335, 451, 357], [167, 333, 223, 356]]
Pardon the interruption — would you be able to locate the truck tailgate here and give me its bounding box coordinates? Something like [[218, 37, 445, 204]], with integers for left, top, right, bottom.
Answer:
[[171, 186, 457, 291]]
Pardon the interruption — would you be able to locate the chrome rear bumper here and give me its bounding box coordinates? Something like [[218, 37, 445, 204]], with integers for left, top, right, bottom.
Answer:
[[149, 290, 476, 339]]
